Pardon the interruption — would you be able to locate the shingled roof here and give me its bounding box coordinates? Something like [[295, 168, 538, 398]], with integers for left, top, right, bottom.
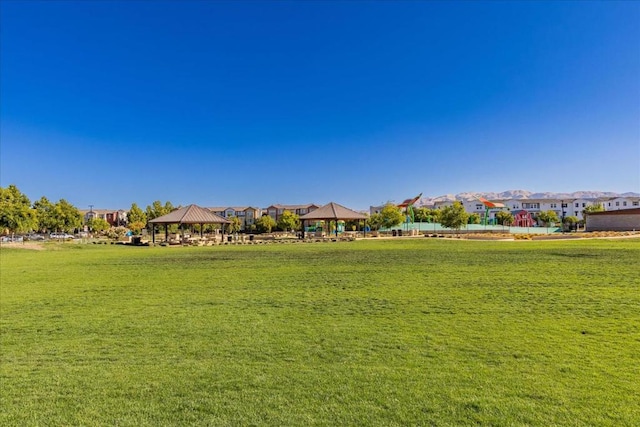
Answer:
[[148, 204, 230, 224], [299, 202, 367, 221]]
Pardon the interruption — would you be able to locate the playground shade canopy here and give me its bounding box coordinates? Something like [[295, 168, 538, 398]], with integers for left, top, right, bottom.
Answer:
[[478, 197, 506, 209], [148, 204, 230, 225], [299, 202, 367, 221]]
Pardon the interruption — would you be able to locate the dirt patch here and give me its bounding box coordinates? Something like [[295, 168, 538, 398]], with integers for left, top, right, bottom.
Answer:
[[0, 242, 46, 250]]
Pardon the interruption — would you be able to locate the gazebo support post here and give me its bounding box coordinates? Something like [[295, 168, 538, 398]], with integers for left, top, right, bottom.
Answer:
[[165, 224, 168, 242], [152, 224, 155, 244]]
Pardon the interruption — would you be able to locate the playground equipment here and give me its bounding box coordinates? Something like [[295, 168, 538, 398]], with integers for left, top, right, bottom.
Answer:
[[477, 197, 507, 225], [398, 193, 423, 226]]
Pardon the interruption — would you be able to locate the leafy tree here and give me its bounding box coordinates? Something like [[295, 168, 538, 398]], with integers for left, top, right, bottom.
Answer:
[[145, 200, 174, 221], [536, 210, 559, 226], [495, 210, 514, 226], [50, 199, 82, 232], [127, 203, 147, 235], [562, 216, 579, 231], [563, 215, 579, 224], [379, 203, 404, 229], [414, 207, 441, 223], [368, 213, 383, 231], [88, 217, 110, 234], [255, 214, 276, 233], [146, 200, 176, 232], [277, 210, 300, 232], [33, 196, 56, 232], [468, 213, 481, 224], [413, 207, 430, 222], [583, 204, 604, 218], [226, 216, 242, 233], [0, 185, 37, 235], [439, 202, 469, 231]]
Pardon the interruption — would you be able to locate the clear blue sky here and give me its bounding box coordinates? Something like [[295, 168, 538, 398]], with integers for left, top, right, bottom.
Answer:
[[1, 1, 638, 210]]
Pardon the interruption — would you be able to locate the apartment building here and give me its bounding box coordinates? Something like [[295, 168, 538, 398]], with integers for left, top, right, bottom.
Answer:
[[81, 209, 127, 226], [208, 206, 261, 231], [264, 204, 320, 222], [431, 196, 639, 224]]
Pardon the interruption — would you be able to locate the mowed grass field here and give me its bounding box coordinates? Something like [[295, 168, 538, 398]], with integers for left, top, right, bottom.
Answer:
[[1, 238, 639, 426]]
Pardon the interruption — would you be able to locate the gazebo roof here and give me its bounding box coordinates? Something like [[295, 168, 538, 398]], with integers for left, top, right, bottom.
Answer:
[[299, 202, 367, 221], [148, 204, 230, 224]]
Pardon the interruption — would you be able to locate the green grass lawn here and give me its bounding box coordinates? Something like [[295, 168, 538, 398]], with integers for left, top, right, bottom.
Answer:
[[1, 239, 639, 425]]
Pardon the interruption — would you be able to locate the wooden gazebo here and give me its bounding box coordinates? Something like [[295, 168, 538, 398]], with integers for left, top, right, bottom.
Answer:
[[299, 202, 368, 238], [148, 204, 230, 243]]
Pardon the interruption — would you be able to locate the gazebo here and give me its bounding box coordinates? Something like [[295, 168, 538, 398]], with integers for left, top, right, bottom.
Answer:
[[148, 204, 230, 244], [299, 202, 368, 238]]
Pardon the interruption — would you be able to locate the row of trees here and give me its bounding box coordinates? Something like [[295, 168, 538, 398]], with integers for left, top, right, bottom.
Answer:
[[1, 185, 83, 236]]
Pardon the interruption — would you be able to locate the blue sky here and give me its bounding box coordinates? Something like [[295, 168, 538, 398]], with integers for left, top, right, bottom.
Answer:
[[1, 1, 638, 210]]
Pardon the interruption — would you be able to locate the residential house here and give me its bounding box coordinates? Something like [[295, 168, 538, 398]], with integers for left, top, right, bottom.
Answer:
[[80, 209, 127, 227], [264, 204, 319, 222], [207, 206, 262, 231]]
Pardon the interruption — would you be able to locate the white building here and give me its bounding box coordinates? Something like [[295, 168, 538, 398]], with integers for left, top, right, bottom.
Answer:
[[429, 195, 639, 224]]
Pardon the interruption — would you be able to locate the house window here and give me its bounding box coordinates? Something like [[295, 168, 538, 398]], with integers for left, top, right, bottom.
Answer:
[[550, 203, 557, 208], [562, 203, 568, 208], [575, 203, 579, 208], [616, 202, 620, 206], [475, 204, 483, 210], [623, 201, 627, 206], [633, 201, 639, 206]]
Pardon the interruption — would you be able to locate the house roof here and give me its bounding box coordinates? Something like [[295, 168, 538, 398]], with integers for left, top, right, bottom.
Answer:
[[208, 206, 259, 213], [299, 202, 367, 221], [149, 204, 230, 224], [267, 203, 318, 210]]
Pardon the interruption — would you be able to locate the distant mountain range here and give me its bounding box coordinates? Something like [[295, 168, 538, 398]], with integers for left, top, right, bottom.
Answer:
[[419, 190, 640, 205]]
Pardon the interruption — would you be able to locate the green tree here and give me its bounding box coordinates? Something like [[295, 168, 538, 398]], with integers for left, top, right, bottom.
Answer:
[[255, 214, 276, 233], [51, 199, 82, 232], [414, 207, 441, 223], [127, 203, 147, 235], [440, 202, 469, 232], [146, 200, 176, 232], [536, 210, 559, 227], [495, 210, 514, 226], [33, 196, 57, 232], [562, 215, 579, 231], [0, 185, 37, 236], [145, 200, 174, 221], [226, 216, 242, 233], [88, 217, 110, 234], [277, 210, 300, 232], [379, 203, 404, 229], [413, 207, 430, 222], [367, 213, 383, 231], [583, 204, 604, 218], [468, 213, 481, 224]]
